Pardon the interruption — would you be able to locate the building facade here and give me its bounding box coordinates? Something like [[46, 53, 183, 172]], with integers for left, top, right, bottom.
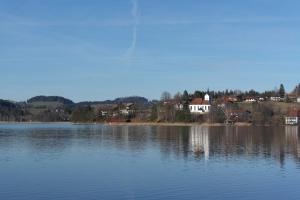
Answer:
[[285, 108, 300, 125], [189, 94, 211, 114]]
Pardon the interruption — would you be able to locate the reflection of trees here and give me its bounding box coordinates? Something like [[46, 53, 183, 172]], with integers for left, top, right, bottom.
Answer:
[[154, 126, 190, 160], [107, 125, 149, 152], [155, 126, 300, 166], [0, 125, 300, 166], [205, 126, 300, 166], [0, 125, 151, 159], [285, 126, 300, 164]]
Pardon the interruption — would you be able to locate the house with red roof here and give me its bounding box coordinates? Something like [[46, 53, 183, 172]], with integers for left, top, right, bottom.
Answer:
[[189, 94, 211, 114], [285, 108, 300, 125]]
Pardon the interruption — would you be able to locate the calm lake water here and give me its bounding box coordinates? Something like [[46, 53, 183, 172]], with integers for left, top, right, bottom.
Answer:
[[0, 124, 300, 200]]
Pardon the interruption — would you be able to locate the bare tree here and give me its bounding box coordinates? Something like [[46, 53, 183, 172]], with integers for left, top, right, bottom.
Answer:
[[161, 91, 172, 101], [173, 92, 182, 102]]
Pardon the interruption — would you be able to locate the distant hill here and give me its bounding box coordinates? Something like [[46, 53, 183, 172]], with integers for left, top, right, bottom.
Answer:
[[77, 96, 149, 106], [0, 96, 149, 122], [0, 99, 24, 121], [114, 96, 148, 104], [27, 96, 74, 105], [0, 100, 18, 109]]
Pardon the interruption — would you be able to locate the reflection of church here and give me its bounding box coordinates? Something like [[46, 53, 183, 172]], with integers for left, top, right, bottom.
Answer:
[[189, 126, 209, 160], [285, 126, 300, 159], [285, 126, 298, 141]]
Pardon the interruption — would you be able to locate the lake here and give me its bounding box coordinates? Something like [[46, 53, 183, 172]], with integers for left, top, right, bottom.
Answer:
[[0, 123, 299, 200]]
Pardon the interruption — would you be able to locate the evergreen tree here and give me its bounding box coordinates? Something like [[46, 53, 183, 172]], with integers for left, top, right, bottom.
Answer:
[[293, 83, 300, 95], [194, 91, 204, 98], [279, 84, 285, 98], [175, 103, 191, 122], [183, 90, 189, 102]]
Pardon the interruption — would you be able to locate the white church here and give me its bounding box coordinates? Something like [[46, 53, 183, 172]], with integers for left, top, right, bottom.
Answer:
[[189, 94, 211, 114]]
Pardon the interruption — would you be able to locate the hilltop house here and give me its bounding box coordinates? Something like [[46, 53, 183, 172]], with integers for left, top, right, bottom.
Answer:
[[120, 103, 135, 116], [189, 94, 211, 114]]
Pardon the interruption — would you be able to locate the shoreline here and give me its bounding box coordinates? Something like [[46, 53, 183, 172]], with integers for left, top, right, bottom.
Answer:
[[0, 121, 263, 127], [102, 122, 252, 127]]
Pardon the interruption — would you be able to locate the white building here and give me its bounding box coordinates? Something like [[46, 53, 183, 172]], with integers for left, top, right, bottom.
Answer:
[[285, 109, 299, 125], [204, 94, 210, 101], [189, 94, 211, 114], [120, 103, 135, 116], [270, 96, 282, 102], [244, 97, 256, 103], [286, 117, 298, 125], [175, 103, 184, 111]]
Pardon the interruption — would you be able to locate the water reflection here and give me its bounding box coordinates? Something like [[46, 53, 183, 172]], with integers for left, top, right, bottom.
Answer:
[[0, 124, 300, 166], [190, 126, 209, 160]]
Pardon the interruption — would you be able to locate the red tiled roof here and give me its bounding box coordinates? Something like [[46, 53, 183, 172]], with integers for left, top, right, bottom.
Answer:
[[244, 96, 256, 99], [190, 98, 210, 105], [163, 100, 182, 105], [288, 108, 300, 117], [223, 96, 238, 103]]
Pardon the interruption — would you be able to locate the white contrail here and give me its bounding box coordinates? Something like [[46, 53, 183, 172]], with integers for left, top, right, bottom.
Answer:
[[123, 0, 139, 63], [131, 0, 138, 22]]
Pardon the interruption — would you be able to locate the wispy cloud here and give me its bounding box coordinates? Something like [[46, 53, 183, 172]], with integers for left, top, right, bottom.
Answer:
[[122, 0, 139, 63]]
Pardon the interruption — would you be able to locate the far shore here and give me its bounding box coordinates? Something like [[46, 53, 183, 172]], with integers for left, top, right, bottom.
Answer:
[[102, 122, 253, 127], [0, 121, 271, 127]]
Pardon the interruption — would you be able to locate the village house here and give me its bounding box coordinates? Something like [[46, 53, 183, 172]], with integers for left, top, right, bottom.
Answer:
[[96, 104, 119, 118], [227, 110, 252, 124], [221, 96, 238, 104], [119, 103, 135, 116], [287, 94, 297, 102], [163, 100, 184, 110], [244, 97, 256, 103], [285, 108, 300, 125], [285, 93, 300, 103], [101, 111, 108, 117], [226, 96, 238, 103], [189, 94, 211, 114], [270, 96, 283, 102], [217, 96, 238, 108], [174, 103, 184, 110], [286, 94, 300, 103]]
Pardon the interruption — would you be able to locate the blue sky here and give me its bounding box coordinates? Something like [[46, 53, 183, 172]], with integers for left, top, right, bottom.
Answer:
[[1, 0, 300, 102]]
